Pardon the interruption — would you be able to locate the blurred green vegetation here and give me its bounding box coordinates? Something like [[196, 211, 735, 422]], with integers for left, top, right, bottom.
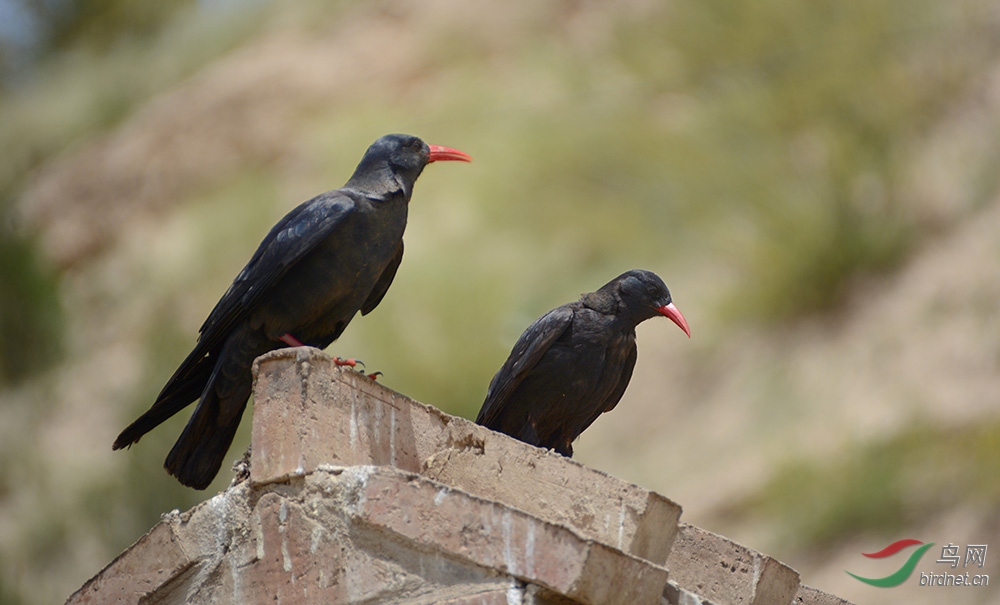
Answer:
[[0, 1, 259, 196], [0, 0, 270, 386], [2, 0, 994, 398], [0, 226, 62, 385], [317, 0, 999, 418], [657, 0, 995, 320], [11, 0, 193, 54], [728, 419, 1000, 554]]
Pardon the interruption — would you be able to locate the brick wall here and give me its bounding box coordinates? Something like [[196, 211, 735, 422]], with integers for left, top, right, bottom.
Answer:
[[67, 348, 853, 605]]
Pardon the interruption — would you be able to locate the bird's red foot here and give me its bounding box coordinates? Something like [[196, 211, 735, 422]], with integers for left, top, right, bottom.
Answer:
[[333, 356, 360, 368], [332, 356, 381, 379]]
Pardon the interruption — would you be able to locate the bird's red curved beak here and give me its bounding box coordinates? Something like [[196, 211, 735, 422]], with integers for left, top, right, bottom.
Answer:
[[657, 302, 691, 338], [428, 145, 473, 163]]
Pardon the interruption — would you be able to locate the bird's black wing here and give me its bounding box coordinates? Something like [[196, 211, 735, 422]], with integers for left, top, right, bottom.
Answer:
[[360, 241, 403, 315], [476, 305, 574, 427], [116, 190, 355, 458], [555, 339, 636, 453], [198, 191, 356, 348], [601, 342, 637, 414], [128, 191, 357, 428]]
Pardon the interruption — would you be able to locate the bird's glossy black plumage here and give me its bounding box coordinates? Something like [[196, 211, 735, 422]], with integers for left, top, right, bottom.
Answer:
[[476, 270, 690, 456], [114, 134, 470, 489]]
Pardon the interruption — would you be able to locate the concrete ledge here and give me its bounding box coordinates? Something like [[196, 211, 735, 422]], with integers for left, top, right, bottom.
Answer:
[[665, 523, 800, 605], [251, 347, 681, 565], [70, 347, 856, 605], [435, 591, 517, 605], [793, 584, 856, 605], [662, 580, 709, 605], [67, 519, 197, 605], [68, 466, 668, 605], [350, 466, 669, 605]]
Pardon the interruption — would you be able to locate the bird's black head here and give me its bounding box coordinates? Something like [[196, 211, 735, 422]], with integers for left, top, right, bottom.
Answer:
[[605, 269, 691, 336], [347, 134, 471, 199]]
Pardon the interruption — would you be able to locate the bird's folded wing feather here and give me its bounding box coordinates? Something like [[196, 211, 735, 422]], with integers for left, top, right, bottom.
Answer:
[[360, 241, 403, 315], [602, 343, 637, 414], [197, 191, 356, 350], [476, 305, 574, 426]]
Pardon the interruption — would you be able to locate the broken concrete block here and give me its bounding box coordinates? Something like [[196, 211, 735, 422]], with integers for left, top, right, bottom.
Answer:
[[66, 519, 195, 605], [68, 465, 669, 605], [348, 466, 670, 605], [662, 580, 709, 605], [665, 523, 800, 605], [434, 589, 518, 605], [69, 346, 856, 605], [793, 584, 856, 605], [251, 347, 681, 565], [421, 435, 681, 565]]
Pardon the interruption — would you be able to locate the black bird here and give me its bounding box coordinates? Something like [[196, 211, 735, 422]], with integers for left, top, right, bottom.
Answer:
[[476, 269, 690, 456], [114, 134, 471, 489]]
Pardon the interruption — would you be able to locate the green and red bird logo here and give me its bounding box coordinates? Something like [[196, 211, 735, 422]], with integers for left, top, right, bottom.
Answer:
[[846, 538, 934, 587]]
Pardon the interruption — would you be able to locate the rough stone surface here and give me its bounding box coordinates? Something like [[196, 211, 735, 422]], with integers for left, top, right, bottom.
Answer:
[[352, 467, 669, 604], [68, 347, 856, 605], [662, 580, 710, 605], [665, 523, 801, 605], [67, 467, 668, 605], [793, 584, 857, 605], [66, 520, 196, 605], [251, 347, 681, 564]]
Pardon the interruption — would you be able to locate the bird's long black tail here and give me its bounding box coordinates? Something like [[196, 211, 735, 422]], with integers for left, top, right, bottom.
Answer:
[[163, 376, 250, 490], [163, 329, 265, 489], [112, 350, 216, 451]]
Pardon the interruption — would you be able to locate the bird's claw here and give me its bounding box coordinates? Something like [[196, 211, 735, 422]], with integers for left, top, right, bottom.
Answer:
[[332, 356, 380, 379], [333, 356, 362, 369]]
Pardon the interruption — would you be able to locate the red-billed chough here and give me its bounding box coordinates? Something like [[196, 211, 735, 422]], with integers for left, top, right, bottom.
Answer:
[[114, 134, 471, 489], [475, 269, 690, 456]]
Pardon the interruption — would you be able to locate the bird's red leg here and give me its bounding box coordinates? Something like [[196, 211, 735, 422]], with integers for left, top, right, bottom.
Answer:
[[333, 357, 381, 380], [333, 356, 360, 368], [331, 356, 381, 380], [280, 333, 305, 347]]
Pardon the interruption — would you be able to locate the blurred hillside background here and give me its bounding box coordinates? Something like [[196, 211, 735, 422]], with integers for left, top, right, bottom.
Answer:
[[1, 0, 999, 603]]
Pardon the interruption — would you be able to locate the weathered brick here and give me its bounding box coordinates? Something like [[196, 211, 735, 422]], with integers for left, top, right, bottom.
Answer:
[[244, 493, 354, 603], [665, 523, 800, 605], [422, 438, 681, 565], [66, 517, 196, 605], [69, 347, 856, 605], [68, 465, 671, 605], [346, 466, 670, 605], [793, 584, 856, 605], [662, 580, 709, 605], [251, 347, 681, 564], [251, 347, 449, 479], [435, 589, 518, 605]]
